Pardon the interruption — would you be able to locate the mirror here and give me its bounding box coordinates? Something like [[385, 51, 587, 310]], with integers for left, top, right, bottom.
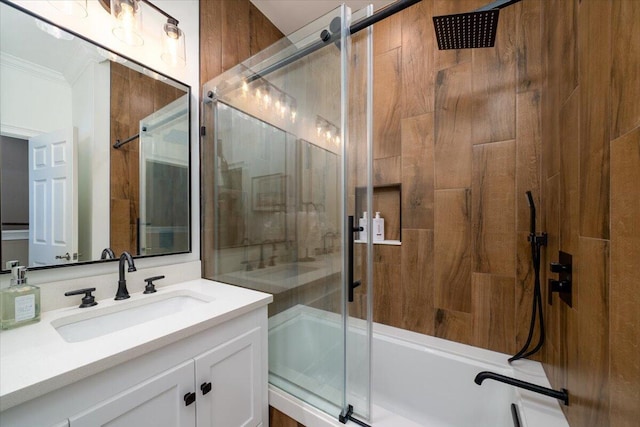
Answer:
[[0, 1, 190, 271]]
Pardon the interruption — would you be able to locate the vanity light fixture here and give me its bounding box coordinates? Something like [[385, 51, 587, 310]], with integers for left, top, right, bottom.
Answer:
[[92, 0, 186, 67], [109, 0, 187, 67], [110, 0, 143, 47], [161, 18, 186, 67]]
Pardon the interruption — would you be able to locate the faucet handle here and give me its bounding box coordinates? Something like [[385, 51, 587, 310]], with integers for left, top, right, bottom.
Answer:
[[143, 275, 165, 294], [65, 287, 98, 308]]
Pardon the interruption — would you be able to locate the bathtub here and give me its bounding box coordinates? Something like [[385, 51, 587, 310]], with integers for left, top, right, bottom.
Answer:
[[269, 305, 569, 427]]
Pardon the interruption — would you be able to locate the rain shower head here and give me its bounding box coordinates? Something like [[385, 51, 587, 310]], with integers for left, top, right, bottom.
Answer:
[[432, 0, 522, 50], [433, 9, 499, 50]]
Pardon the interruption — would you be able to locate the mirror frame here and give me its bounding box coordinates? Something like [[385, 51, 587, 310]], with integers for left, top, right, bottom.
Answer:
[[0, 0, 192, 273]]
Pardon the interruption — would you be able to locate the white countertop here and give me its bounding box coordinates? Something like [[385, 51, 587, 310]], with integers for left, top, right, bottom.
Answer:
[[0, 279, 272, 411]]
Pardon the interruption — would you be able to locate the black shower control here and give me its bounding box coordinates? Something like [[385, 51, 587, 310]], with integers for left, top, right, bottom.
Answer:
[[548, 252, 572, 307], [64, 288, 98, 308], [550, 262, 571, 273], [143, 275, 165, 294]]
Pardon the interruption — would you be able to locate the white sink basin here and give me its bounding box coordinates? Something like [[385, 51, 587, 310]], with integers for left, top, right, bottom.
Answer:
[[53, 292, 212, 343]]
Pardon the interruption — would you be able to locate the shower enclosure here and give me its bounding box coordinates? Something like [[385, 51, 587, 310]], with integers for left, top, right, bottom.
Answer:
[[202, 5, 374, 422]]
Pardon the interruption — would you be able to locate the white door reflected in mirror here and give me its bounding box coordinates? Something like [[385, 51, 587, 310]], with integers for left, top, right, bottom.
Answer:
[[28, 128, 78, 267]]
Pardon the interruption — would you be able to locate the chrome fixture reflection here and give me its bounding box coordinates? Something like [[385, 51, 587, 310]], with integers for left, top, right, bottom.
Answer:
[[242, 78, 297, 123], [316, 115, 340, 146], [100, 248, 116, 260]]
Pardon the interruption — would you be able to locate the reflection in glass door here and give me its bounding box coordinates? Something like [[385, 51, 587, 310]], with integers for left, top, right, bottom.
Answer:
[[203, 4, 372, 422], [139, 94, 190, 256]]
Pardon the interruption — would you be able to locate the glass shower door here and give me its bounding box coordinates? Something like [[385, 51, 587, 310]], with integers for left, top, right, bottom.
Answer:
[[202, 4, 372, 422], [138, 94, 189, 256]]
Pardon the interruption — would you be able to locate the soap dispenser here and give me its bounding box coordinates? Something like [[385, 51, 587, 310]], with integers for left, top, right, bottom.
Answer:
[[373, 212, 385, 242], [0, 266, 41, 330], [359, 211, 368, 242]]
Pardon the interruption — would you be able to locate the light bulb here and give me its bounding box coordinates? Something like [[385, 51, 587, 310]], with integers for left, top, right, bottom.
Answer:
[[111, 0, 143, 46], [161, 20, 186, 67]]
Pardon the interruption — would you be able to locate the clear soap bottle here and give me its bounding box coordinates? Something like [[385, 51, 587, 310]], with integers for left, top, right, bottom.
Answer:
[[0, 266, 41, 330]]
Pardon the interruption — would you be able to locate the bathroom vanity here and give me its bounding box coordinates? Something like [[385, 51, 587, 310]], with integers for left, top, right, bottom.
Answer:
[[0, 279, 272, 427]]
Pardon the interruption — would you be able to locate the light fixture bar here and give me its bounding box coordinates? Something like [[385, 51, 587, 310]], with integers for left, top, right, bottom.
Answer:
[[98, 0, 178, 24], [139, 0, 178, 25]]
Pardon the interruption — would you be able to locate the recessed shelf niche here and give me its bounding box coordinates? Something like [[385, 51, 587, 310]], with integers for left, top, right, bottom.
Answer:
[[355, 183, 401, 245]]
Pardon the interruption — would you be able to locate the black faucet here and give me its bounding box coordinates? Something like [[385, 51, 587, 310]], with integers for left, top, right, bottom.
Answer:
[[240, 238, 253, 271], [100, 248, 115, 260], [115, 251, 136, 300], [474, 371, 569, 406]]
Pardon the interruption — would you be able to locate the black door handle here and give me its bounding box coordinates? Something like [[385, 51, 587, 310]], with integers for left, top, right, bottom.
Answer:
[[184, 392, 196, 406], [347, 216, 363, 303], [200, 382, 212, 395]]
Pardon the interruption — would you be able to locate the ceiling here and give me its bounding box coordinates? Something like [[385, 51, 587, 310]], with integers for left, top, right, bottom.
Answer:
[[0, 3, 98, 82], [250, 0, 396, 35]]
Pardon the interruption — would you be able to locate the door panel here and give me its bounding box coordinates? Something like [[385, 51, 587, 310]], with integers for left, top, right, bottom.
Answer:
[[69, 360, 195, 427], [195, 328, 262, 427], [28, 128, 77, 266]]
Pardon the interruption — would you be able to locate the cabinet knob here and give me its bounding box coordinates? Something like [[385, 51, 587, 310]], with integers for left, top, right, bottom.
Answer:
[[200, 382, 212, 395], [184, 392, 196, 406]]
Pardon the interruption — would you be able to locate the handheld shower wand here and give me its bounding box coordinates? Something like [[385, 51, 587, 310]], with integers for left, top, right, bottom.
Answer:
[[509, 191, 547, 363]]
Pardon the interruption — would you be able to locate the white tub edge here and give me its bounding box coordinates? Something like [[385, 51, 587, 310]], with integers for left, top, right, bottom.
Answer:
[[269, 305, 570, 427], [270, 384, 346, 427]]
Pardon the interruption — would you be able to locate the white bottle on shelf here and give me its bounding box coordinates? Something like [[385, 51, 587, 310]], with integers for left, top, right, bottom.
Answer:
[[359, 211, 368, 242], [373, 212, 385, 242]]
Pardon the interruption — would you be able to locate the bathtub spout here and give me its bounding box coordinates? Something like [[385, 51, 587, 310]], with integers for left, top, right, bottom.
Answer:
[[474, 371, 569, 406]]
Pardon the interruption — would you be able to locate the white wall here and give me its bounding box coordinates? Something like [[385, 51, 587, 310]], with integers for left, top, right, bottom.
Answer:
[[0, 53, 72, 137], [73, 60, 110, 261], [3, 0, 201, 288]]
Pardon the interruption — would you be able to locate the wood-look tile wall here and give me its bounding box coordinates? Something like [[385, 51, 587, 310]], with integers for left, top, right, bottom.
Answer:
[[109, 62, 183, 254], [541, 1, 640, 426], [369, 0, 542, 356], [368, 1, 639, 426]]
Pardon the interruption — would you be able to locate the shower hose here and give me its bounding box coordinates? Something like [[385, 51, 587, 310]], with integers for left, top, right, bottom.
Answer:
[[509, 191, 546, 363]]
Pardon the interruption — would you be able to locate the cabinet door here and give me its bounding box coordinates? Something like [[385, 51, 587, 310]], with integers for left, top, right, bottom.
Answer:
[[69, 360, 196, 427], [195, 328, 262, 427]]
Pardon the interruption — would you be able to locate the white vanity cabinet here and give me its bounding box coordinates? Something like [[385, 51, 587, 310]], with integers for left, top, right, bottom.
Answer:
[[68, 327, 262, 427], [0, 304, 268, 427], [195, 328, 262, 427]]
